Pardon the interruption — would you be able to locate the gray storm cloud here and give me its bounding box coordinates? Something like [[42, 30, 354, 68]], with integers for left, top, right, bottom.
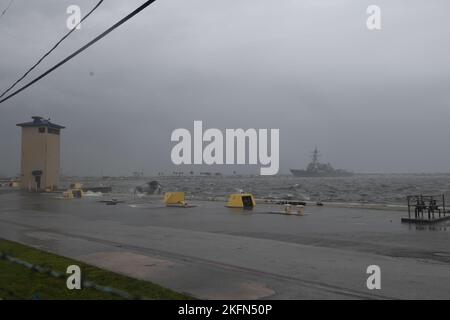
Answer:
[[0, 0, 449, 176]]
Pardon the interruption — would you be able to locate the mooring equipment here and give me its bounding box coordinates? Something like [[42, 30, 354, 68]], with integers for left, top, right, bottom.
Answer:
[[403, 194, 449, 224]]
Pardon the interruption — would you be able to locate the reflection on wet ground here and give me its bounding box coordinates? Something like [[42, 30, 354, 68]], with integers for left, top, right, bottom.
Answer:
[[0, 190, 449, 299]]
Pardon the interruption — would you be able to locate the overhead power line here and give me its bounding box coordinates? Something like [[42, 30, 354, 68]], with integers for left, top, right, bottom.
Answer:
[[0, 0, 104, 100], [0, 0, 15, 20], [0, 0, 158, 105]]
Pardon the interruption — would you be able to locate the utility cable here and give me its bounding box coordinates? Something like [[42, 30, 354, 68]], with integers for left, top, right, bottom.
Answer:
[[0, 0, 15, 20], [0, 0, 157, 105], [0, 0, 104, 100]]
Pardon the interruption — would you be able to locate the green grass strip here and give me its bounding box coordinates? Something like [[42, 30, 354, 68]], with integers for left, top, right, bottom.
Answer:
[[0, 238, 192, 300]]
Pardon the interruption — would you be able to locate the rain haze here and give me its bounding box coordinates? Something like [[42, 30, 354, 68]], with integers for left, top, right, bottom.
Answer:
[[1, 0, 449, 176]]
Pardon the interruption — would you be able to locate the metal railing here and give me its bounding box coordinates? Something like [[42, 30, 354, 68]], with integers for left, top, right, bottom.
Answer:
[[407, 194, 447, 220]]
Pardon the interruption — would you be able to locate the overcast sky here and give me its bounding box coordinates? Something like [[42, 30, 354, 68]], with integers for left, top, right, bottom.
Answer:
[[1, 0, 449, 176]]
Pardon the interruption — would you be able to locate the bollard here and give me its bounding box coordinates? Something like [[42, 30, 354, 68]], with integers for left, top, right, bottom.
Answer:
[[284, 204, 292, 214]]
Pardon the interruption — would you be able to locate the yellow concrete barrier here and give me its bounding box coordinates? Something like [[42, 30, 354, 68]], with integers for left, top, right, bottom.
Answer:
[[62, 182, 84, 199], [226, 194, 256, 209], [70, 182, 83, 189], [63, 191, 73, 199], [63, 188, 83, 199], [164, 192, 186, 206], [9, 181, 20, 188]]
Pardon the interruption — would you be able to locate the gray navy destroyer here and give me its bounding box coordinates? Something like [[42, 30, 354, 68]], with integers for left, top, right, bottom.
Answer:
[[290, 148, 353, 177]]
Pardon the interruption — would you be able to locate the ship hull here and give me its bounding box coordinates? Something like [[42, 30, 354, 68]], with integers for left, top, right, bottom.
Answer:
[[290, 169, 353, 177]]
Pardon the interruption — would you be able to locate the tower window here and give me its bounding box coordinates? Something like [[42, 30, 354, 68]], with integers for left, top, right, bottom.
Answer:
[[38, 127, 46, 133], [48, 128, 60, 135]]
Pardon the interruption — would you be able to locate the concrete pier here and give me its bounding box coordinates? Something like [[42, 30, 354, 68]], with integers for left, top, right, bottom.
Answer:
[[0, 191, 449, 299]]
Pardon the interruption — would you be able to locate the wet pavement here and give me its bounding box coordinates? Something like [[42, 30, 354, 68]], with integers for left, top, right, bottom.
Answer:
[[0, 190, 449, 299]]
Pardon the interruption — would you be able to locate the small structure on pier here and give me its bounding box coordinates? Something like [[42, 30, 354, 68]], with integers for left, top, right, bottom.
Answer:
[[403, 195, 449, 224], [16, 116, 65, 191]]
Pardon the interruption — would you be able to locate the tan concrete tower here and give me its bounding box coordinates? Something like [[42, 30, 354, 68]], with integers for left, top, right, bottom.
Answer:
[[16, 116, 65, 191]]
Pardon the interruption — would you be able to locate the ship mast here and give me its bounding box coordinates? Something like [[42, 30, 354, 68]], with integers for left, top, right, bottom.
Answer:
[[311, 147, 321, 164]]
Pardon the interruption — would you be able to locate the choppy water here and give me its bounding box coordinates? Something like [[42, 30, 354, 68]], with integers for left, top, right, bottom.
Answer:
[[63, 174, 450, 205]]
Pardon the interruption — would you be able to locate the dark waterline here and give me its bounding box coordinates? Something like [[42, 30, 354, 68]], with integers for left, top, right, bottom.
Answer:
[[61, 174, 450, 205]]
